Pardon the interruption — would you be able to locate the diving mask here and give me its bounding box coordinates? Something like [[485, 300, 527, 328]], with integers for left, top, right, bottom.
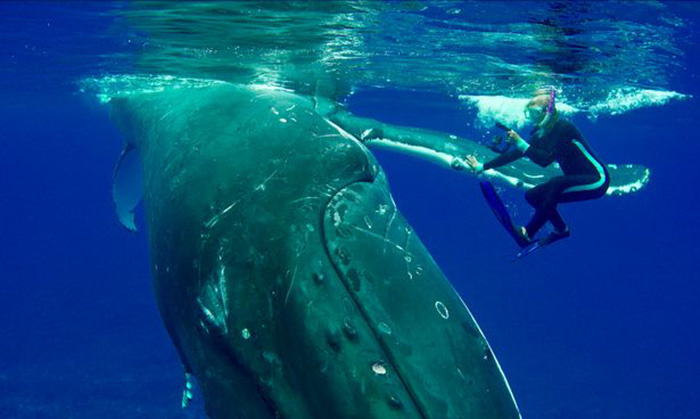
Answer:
[[525, 105, 546, 124]]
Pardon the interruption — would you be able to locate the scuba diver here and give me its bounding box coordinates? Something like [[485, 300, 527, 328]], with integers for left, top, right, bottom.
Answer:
[[466, 89, 610, 250]]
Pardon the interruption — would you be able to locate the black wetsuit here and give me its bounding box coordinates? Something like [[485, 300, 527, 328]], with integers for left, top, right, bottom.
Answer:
[[483, 118, 610, 238]]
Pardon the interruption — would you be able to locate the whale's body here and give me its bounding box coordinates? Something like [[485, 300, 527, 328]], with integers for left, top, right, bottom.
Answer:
[[110, 84, 521, 418]]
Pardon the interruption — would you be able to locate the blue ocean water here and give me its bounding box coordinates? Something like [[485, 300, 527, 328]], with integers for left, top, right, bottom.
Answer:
[[1, 2, 699, 418]]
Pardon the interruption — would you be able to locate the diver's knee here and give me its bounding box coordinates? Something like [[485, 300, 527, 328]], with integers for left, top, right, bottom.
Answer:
[[525, 189, 538, 206]]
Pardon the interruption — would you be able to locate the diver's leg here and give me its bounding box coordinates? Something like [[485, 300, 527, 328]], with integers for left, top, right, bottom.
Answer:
[[524, 180, 562, 238], [558, 175, 610, 204], [524, 185, 546, 208], [537, 174, 605, 236], [548, 208, 568, 233]]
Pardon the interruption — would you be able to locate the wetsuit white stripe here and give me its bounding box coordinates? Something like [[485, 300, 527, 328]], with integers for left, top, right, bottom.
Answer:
[[563, 140, 607, 194]]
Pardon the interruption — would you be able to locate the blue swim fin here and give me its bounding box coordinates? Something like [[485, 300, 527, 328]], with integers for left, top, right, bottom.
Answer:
[[479, 181, 531, 248]]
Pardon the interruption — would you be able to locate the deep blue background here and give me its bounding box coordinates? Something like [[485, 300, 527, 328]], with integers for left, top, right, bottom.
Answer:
[[1, 2, 699, 418]]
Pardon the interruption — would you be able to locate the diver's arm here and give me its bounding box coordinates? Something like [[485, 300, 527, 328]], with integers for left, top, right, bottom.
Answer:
[[508, 132, 530, 153], [480, 129, 528, 171], [522, 128, 562, 167], [482, 148, 524, 171], [524, 147, 555, 167], [497, 128, 554, 168]]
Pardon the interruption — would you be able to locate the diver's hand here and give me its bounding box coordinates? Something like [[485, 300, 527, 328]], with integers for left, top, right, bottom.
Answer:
[[506, 130, 530, 153], [465, 155, 484, 174], [505, 130, 523, 144]]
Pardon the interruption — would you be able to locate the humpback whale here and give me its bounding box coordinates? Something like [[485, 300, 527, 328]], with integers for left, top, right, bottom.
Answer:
[[107, 77, 648, 417], [110, 82, 524, 418]]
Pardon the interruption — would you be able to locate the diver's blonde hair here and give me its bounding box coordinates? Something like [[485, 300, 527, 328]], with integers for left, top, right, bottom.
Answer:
[[528, 88, 558, 136]]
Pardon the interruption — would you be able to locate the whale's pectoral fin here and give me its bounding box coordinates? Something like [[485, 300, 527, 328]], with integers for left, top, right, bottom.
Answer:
[[112, 141, 143, 232], [323, 179, 521, 418], [330, 109, 650, 195]]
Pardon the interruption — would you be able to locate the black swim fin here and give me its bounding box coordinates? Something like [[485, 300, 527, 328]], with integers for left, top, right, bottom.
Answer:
[[516, 228, 570, 259]]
